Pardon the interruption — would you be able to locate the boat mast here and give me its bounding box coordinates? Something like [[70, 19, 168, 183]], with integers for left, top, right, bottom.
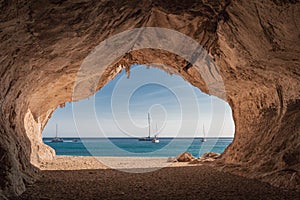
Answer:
[[56, 124, 58, 138], [148, 113, 151, 138], [203, 125, 205, 138], [155, 123, 159, 137]]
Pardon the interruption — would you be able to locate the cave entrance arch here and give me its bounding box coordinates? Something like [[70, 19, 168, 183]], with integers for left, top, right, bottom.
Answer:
[[42, 65, 235, 164], [24, 27, 231, 174]]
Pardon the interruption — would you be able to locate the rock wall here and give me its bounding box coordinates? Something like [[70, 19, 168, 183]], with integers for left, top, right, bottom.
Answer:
[[0, 0, 299, 198], [217, 0, 300, 189]]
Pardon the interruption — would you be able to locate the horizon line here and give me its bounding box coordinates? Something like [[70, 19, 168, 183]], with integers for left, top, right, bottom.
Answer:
[[43, 136, 234, 139]]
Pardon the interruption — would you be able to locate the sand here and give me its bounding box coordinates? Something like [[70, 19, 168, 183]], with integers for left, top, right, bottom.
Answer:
[[38, 156, 190, 172], [17, 156, 300, 200]]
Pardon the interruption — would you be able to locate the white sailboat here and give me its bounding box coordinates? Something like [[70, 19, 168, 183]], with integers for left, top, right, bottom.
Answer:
[[152, 124, 160, 143], [138, 113, 152, 141], [51, 124, 63, 142], [201, 125, 207, 142]]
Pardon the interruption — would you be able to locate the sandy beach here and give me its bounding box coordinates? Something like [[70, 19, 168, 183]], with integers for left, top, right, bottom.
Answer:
[[38, 156, 190, 172], [17, 156, 300, 200]]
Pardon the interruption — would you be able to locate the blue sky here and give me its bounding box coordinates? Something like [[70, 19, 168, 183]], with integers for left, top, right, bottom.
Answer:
[[43, 65, 235, 138]]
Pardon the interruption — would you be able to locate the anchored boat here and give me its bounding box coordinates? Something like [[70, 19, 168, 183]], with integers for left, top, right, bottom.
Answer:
[[138, 113, 152, 141], [51, 124, 63, 143]]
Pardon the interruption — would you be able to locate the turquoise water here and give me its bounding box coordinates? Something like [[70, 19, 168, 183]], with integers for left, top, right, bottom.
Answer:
[[43, 138, 233, 158]]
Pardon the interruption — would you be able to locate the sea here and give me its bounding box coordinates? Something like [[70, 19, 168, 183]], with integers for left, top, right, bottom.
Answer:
[[43, 137, 233, 158]]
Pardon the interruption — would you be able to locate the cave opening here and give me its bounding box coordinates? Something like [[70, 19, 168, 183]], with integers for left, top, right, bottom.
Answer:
[[1, 1, 299, 198], [42, 64, 235, 161]]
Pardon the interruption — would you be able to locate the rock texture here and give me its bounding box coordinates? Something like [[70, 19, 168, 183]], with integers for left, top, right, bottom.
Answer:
[[0, 0, 299, 198], [176, 152, 195, 162], [189, 152, 221, 164]]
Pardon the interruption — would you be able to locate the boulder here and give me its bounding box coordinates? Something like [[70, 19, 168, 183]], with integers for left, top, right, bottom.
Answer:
[[176, 152, 195, 162], [201, 152, 221, 159]]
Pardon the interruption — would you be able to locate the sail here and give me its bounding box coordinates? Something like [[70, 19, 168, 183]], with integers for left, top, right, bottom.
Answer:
[[56, 124, 58, 138], [148, 113, 151, 138]]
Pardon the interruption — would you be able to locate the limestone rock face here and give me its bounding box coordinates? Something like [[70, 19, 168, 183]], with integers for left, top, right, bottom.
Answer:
[[0, 0, 299, 198]]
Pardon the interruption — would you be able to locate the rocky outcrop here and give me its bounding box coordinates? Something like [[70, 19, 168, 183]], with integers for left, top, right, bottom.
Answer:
[[176, 152, 195, 162], [189, 152, 221, 164], [0, 0, 299, 198], [202, 152, 221, 159]]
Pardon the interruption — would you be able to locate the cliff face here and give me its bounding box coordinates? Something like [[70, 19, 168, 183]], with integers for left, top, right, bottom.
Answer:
[[0, 0, 299, 198]]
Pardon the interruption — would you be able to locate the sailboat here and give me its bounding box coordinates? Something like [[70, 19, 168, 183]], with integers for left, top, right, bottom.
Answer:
[[51, 124, 63, 142], [152, 124, 160, 143], [201, 125, 207, 142], [138, 113, 152, 141]]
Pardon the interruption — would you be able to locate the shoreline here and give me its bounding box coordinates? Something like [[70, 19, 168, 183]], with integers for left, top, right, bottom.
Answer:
[[39, 156, 192, 171]]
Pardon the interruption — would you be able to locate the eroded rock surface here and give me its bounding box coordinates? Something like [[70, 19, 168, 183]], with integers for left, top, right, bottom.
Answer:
[[176, 152, 195, 162], [0, 0, 299, 198]]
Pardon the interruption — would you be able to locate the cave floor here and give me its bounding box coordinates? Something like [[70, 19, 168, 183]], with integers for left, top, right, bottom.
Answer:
[[17, 165, 299, 200]]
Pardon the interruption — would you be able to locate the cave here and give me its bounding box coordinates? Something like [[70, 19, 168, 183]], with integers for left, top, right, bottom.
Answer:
[[0, 0, 299, 198]]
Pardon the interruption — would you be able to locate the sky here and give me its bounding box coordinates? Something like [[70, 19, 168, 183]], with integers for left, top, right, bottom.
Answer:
[[43, 65, 235, 138]]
